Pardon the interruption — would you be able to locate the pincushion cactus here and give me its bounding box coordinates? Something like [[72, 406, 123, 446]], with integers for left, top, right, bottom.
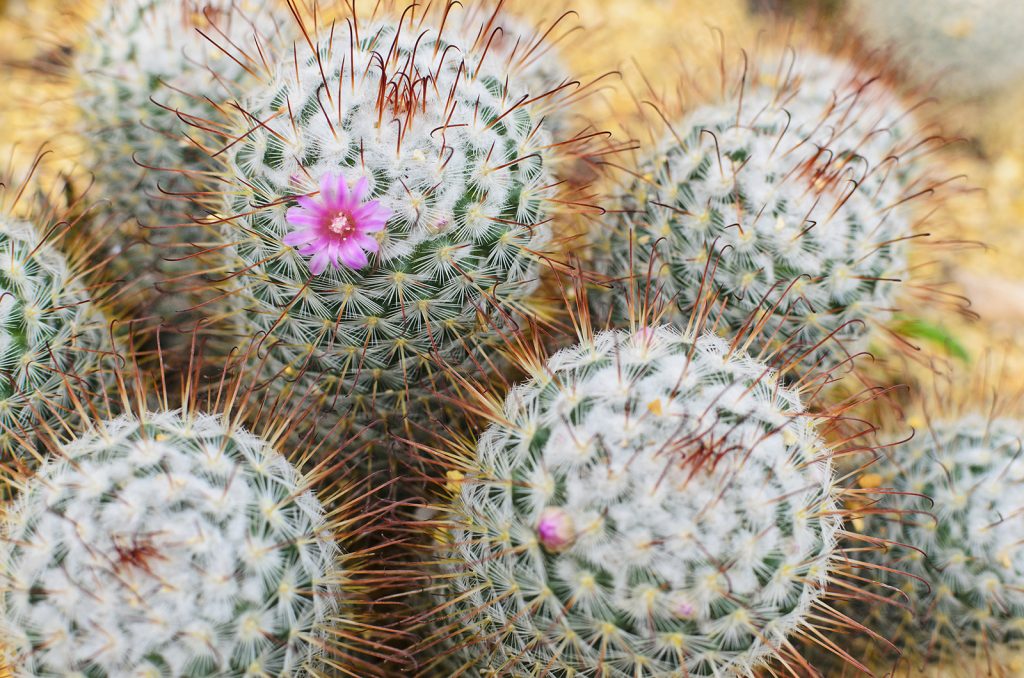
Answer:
[[0, 408, 340, 676], [206, 7, 579, 423], [72, 0, 284, 325], [860, 414, 1024, 673], [0, 175, 106, 460], [435, 326, 845, 676], [595, 90, 911, 372]]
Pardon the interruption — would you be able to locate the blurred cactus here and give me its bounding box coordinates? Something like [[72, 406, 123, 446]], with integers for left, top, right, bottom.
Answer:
[[433, 326, 849, 675], [847, 0, 1024, 99], [860, 414, 1024, 675], [72, 0, 285, 330]]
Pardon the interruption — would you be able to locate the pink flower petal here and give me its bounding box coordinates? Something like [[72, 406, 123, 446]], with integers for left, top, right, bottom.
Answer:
[[354, 233, 380, 253], [339, 240, 369, 269], [296, 196, 327, 216], [283, 229, 317, 246], [308, 250, 330, 275], [351, 176, 369, 203]]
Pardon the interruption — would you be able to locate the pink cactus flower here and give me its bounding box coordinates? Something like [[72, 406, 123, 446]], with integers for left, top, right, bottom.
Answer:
[[284, 173, 391, 274]]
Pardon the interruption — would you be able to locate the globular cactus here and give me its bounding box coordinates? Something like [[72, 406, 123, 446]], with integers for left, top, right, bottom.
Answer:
[[72, 0, 284, 326], [594, 84, 912, 372], [435, 326, 846, 676], [204, 5, 582, 424], [0, 171, 106, 460], [860, 414, 1024, 675], [0, 408, 340, 676], [846, 0, 1024, 99]]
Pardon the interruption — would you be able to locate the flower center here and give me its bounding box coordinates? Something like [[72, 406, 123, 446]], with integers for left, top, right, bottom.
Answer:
[[328, 213, 354, 238]]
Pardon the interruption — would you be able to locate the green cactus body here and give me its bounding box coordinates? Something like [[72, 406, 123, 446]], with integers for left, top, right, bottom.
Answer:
[[0, 409, 339, 676], [0, 215, 105, 459], [596, 88, 911, 372], [441, 327, 841, 676], [216, 13, 562, 421], [73, 0, 283, 325], [864, 416, 1024, 672]]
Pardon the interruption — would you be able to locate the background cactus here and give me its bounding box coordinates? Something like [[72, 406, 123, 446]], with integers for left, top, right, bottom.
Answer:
[[72, 0, 284, 328], [0, 407, 340, 676], [846, 0, 1024, 100], [593, 76, 914, 372], [858, 414, 1024, 675], [433, 326, 847, 676], [0, 167, 107, 461], [204, 5, 584, 426]]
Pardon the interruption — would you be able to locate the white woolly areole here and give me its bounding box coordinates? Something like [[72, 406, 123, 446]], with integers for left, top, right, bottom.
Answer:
[[602, 93, 910, 371], [0, 410, 339, 677], [448, 327, 841, 676], [0, 217, 103, 458], [872, 416, 1024, 651], [225, 16, 555, 407]]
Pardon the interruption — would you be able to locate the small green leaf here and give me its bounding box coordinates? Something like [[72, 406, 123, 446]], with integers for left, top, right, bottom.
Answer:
[[893, 317, 970, 362]]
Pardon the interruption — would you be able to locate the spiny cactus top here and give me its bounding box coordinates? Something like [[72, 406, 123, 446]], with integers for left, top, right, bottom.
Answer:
[[597, 94, 910, 372], [0, 215, 104, 459], [215, 10, 566, 419], [864, 415, 1024, 669], [754, 51, 920, 196], [442, 327, 841, 676], [0, 409, 339, 677]]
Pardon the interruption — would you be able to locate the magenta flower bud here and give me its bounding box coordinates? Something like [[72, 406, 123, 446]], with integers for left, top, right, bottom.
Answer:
[[537, 507, 575, 552], [672, 597, 696, 619]]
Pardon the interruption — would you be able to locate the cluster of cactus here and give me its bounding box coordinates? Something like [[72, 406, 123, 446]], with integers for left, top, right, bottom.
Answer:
[[435, 326, 843, 675], [2, 1, 1020, 676], [0, 409, 340, 675], [858, 414, 1024, 671], [205, 7, 575, 423], [0, 173, 107, 459], [72, 0, 284, 326]]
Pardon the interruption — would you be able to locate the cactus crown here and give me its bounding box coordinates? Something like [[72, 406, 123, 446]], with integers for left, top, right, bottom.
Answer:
[[0, 408, 339, 677], [867, 414, 1024, 668], [208, 4, 578, 420], [597, 81, 912, 372], [440, 326, 841, 676]]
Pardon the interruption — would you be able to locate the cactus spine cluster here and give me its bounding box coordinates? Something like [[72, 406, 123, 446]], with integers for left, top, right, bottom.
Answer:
[[0, 189, 105, 459], [861, 415, 1024, 672], [439, 326, 841, 676], [210, 8, 570, 422], [73, 0, 281, 324], [0, 409, 340, 676]]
